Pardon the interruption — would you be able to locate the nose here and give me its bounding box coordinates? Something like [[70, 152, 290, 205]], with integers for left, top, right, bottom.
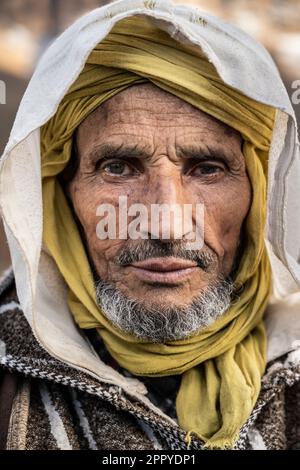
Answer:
[[144, 167, 192, 242]]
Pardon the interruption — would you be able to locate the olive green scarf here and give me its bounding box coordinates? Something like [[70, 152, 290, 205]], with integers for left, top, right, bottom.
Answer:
[[41, 15, 275, 448]]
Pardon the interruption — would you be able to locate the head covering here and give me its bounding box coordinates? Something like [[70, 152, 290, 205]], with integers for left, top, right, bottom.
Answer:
[[1, 0, 299, 452], [41, 15, 275, 448]]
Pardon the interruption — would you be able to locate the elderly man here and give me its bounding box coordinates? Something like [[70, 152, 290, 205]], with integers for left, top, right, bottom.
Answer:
[[0, 0, 300, 451]]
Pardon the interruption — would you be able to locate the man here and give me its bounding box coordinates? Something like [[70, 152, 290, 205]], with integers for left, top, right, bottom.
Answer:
[[0, 0, 300, 450]]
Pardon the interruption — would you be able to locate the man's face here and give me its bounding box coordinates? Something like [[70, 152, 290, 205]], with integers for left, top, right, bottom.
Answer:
[[68, 83, 251, 339]]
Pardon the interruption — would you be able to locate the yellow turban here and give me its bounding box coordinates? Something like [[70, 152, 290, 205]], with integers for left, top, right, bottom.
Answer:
[[41, 15, 275, 448]]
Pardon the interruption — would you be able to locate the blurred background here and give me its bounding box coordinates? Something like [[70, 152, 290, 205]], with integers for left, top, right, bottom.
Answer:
[[0, 0, 300, 275]]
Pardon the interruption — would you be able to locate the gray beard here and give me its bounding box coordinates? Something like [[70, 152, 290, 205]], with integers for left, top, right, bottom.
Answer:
[[95, 278, 234, 343]]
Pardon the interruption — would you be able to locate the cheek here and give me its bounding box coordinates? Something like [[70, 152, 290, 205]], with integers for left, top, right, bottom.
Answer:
[[221, 184, 250, 233], [70, 180, 142, 275], [71, 184, 97, 237], [199, 177, 251, 252]]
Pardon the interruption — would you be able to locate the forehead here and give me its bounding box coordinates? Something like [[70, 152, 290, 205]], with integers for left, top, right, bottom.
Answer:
[[77, 83, 241, 141]]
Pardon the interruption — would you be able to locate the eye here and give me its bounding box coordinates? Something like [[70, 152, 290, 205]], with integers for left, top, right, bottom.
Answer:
[[99, 160, 134, 176], [190, 163, 225, 177]]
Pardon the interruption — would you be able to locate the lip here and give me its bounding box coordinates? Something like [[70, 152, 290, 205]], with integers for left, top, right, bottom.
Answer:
[[129, 257, 198, 284]]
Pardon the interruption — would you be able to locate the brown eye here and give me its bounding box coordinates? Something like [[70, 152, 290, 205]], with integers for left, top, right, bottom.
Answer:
[[100, 161, 133, 176], [191, 164, 224, 177]]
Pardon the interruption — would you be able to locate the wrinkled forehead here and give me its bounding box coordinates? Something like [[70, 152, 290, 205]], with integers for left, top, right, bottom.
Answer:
[[76, 83, 242, 147]]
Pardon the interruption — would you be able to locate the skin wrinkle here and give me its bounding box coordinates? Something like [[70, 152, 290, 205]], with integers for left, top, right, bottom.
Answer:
[[65, 83, 251, 340]]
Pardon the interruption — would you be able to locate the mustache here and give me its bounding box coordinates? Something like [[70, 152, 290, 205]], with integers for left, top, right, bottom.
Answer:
[[114, 239, 216, 271]]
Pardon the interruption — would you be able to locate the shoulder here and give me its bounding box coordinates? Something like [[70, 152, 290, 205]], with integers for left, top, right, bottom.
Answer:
[[247, 351, 300, 450], [0, 267, 22, 350], [0, 267, 22, 450]]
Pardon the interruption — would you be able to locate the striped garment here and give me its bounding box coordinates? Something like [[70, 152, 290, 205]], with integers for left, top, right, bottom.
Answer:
[[1, 271, 300, 450], [85, 329, 181, 422]]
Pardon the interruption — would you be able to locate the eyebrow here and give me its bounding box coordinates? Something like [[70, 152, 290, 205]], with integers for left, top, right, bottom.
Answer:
[[87, 141, 240, 164], [176, 144, 239, 163], [87, 142, 152, 163]]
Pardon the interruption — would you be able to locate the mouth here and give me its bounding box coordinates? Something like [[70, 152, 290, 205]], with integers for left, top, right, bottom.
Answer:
[[128, 257, 199, 284]]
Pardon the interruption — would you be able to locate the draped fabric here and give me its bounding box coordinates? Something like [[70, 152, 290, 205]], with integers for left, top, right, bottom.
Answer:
[[41, 15, 275, 448]]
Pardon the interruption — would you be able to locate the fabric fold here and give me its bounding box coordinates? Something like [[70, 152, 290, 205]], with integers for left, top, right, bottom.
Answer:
[[41, 14, 275, 448]]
